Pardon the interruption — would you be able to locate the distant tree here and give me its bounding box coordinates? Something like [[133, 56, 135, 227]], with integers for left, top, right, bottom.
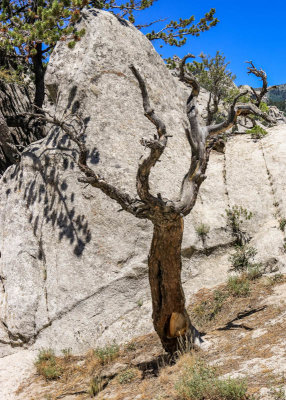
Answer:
[[187, 51, 236, 125], [31, 55, 275, 354], [246, 61, 277, 108]]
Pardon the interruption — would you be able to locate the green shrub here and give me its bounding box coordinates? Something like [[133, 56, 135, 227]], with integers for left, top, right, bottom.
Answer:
[[35, 349, 63, 380], [217, 378, 250, 400], [246, 125, 268, 140], [61, 348, 72, 359], [259, 102, 269, 113], [239, 94, 251, 103], [229, 245, 257, 272], [225, 89, 250, 105], [213, 113, 225, 124], [195, 223, 210, 240], [175, 360, 248, 400], [137, 299, 143, 307], [118, 369, 137, 384], [94, 343, 119, 365], [0, 66, 24, 84], [226, 206, 252, 245], [279, 218, 286, 232], [227, 276, 250, 297], [229, 243, 263, 280], [246, 264, 263, 280]]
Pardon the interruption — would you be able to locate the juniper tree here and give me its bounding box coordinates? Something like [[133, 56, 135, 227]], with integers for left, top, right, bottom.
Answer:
[[31, 56, 275, 354]]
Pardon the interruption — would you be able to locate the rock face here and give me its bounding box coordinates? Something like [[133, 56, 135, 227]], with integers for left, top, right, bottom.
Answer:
[[267, 83, 286, 113], [0, 80, 34, 175], [0, 51, 47, 175], [0, 9, 286, 360], [268, 105, 286, 123]]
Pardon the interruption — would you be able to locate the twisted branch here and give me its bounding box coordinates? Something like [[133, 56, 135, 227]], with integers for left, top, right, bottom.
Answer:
[[172, 56, 209, 215], [130, 64, 169, 209], [208, 90, 276, 136], [246, 61, 277, 107]]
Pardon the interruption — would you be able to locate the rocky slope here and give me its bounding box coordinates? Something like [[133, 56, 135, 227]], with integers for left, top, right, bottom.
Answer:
[[0, 8, 286, 399], [6, 273, 286, 400], [267, 84, 286, 113]]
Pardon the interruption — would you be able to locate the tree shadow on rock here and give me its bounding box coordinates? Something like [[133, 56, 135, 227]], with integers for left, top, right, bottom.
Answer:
[[4, 126, 100, 257]]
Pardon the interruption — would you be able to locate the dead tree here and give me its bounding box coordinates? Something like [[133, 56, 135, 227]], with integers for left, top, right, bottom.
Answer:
[[31, 56, 275, 354], [246, 61, 277, 107]]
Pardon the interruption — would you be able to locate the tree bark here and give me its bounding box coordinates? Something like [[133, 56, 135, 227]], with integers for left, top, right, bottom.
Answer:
[[32, 43, 46, 111], [148, 217, 194, 353], [30, 43, 46, 139]]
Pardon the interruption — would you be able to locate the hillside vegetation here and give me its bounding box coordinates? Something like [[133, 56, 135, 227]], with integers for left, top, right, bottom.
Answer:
[[268, 84, 286, 114]]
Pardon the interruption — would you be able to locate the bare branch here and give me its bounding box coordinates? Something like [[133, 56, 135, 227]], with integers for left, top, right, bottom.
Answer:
[[135, 18, 167, 29], [246, 61, 273, 107], [178, 54, 198, 95], [130, 64, 168, 208], [249, 86, 259, 103], [207, 91, 276, 136], [165, 55, 209, 216], [178, 54, 202, 154]]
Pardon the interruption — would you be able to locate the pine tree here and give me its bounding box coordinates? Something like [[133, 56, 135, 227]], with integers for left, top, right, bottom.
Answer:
[[0, 1, 218, 109], [188, 51, 236, 124]]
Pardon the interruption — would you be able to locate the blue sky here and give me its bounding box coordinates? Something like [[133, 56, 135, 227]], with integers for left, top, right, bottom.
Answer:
[[135, 0, 286, 86]]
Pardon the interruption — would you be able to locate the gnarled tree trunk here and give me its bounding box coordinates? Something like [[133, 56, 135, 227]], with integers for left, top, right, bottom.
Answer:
[[149, 217, 193, 353]]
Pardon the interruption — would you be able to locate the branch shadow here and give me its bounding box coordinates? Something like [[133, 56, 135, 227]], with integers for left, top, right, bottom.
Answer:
[[4, 124, 99, 257], [217, 306, 267, 332]]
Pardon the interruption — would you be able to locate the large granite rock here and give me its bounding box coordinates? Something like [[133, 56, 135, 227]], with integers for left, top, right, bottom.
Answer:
[[0, 9, 286, 360]]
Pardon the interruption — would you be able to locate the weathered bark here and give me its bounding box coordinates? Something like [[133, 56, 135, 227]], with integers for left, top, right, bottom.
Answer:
[[30, 43, 47, 139], [32, 43, 46, 111], [207, 94, 276, 136], [148, 217, 194, 353]]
